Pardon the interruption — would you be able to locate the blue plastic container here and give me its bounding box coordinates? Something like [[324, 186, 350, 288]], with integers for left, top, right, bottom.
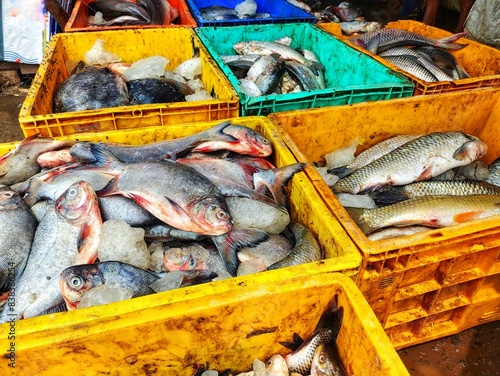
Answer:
[[196, 23, 415, 116], [186, 0, 317, 27]]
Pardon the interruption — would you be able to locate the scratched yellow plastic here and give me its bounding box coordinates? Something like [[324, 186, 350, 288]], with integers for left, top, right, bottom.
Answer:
[[0, 116, 366, 374], [18, 28, 239, 138], [319, 20, 500, 95], [0, 273, 409, 375], [268, 88, 500, 348]]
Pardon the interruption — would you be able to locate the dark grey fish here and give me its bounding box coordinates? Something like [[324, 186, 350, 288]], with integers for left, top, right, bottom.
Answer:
[[351, 28, 469, 54], [98, 196, 159, 226], [330, 3, 363, 21], [127, 78, 187, 105], [53, 67, 129, 113], [0, 190, 37, 290]]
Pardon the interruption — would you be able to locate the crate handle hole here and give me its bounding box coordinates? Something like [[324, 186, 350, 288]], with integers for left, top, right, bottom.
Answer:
[[132, 109, 143, 117], [429, 232, 444, 238]]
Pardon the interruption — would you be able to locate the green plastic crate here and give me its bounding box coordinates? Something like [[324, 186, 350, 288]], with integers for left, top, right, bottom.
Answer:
[[195, 23, 415, 115]]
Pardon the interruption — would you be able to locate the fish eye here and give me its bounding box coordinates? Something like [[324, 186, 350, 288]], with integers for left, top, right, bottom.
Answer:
[[68, 187, 78, 197], [319, 353, 327, 364], [215, 209, 229, 221], [70, 276, 83, 288]]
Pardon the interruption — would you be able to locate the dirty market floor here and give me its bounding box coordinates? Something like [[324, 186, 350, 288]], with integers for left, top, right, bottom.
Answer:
[[1, 3, 500, 375]]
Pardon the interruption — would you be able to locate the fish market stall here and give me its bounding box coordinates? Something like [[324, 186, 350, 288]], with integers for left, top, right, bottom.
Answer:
[[268, 87, 500, 350]]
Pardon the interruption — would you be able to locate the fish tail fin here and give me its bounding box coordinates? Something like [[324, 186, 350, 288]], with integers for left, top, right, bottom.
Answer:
[[95, 176, 118, 197], [456, 63, 471, 79], [344, 206, 374, 234], [371, 187, 409, 206], [179, 270, 218, 287], [89, 144, 118, 167], [435, 32, 469, 50], [254, 163, 305, 206], [316, 294, 344, 340], [207, 121, 239, 143], [212, 228, 270, 277], [279, 332, 305, 351]]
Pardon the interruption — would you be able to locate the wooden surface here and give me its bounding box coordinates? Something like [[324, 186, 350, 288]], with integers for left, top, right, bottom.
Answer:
[[45, 0, 70, 29]]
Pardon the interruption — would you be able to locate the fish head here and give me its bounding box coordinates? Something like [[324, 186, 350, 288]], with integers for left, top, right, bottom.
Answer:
[[265, 354, 289, 376], [55, 181, 98, 222], [453, 134, 488, 163], [224, 125, 273, 157], [59, 264, 104, 310], [190, 196, 232, 235], [162, 247, 201, 271], [311, 343, 344, 376]]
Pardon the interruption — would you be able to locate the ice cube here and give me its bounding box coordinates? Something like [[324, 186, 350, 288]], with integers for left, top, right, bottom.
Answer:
[[235, 0, 258, 18], [173, 57, 202, 80], [98, 220, 151, 270], [324, 138, 360, 169], [187, 78, 205, 91], [123, 55, 170, 81], [84, 39, 121, 66], [336, 193, 376, 209], [148, 242, 165, 272], [315, 166, 339, 187], [149, 272, 184, 292], [185, 88, 213, 101], [78, 285, 134, 308], [201, 371, 219, 376], [164, 69, 186, 83]]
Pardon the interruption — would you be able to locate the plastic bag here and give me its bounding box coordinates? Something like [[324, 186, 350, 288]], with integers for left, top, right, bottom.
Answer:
[[464, 0, 500, 48]]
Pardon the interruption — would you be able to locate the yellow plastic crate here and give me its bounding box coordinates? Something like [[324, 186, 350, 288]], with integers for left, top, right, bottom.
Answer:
[[18, 28, 239, 138], [0, 272, 408, 375], [268, 88, 500, 349], [318, 20, 500, 96], [0, 117, 363, 374]]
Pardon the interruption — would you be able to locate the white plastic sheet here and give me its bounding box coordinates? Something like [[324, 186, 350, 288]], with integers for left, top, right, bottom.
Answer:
[[1, 0, 46, 63]]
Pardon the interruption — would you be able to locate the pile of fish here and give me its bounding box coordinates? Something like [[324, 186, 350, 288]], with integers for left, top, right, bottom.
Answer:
[[223, 37, 326, 97], [192, 294, 346, 376], [0, 121, 321, 322], [53, 41, 213, 113], [199, 0, 270, 21], [350, 28, 471, 82], [86, 0, 179, 26], [320, 131, 500, 240], [311, 0, 382, 35]]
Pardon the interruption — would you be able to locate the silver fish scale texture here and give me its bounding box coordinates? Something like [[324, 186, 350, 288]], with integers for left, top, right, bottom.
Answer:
[[401, 180, 500, 197], [333, 132, 480, 194], [383, 55, 437, 81], [287, 330, 336, 374]]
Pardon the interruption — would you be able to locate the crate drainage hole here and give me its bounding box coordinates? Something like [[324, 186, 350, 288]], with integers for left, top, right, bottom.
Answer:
[[429, 232, 444, 238], [132, 110, 143, 117]]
